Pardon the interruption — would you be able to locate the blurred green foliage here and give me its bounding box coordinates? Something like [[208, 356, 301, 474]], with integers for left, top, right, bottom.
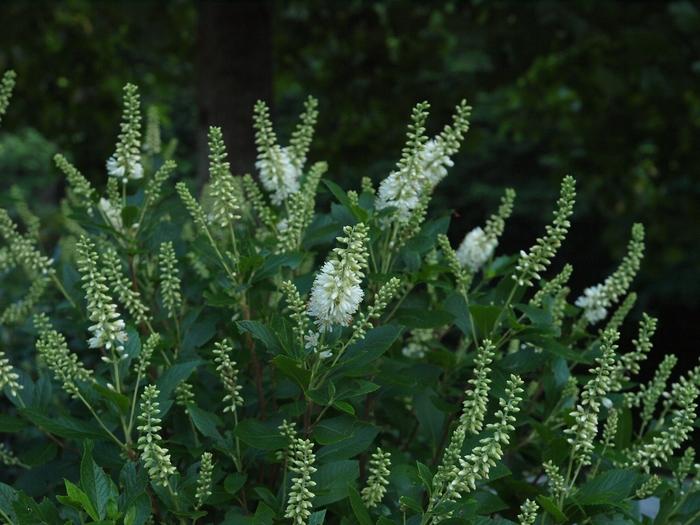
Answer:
[[0, 0, 698, 356]]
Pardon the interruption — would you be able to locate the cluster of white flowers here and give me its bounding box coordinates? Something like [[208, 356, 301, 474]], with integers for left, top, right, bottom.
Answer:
[[456, 226, 497, 271], [375, 100, 471, 227], [256, 146, 302, 205], [308, 223, 369, 331], [76, 236, 128, 358], [576, 224, 645, 324], [575, 283, 608, 323], [280, 422, 317, 525], [362, 448, 391, 508], [137, 384, 176, 487], [98, 198, 124, 233], [401, 328, 433, 359], [375, 139, 453, 224], [106, 83, 143, 181], [253, 98, 317, 206]]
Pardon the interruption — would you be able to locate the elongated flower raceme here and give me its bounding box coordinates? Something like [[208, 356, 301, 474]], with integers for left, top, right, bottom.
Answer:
[[543, 461, 566, 501], [281, 424, 317, 525], [195, 451, 214, 509], [0, 349, 22, 398], [107, 83, 143, 181], [514, 176, 576, 287], [256, 95, 318, 207], [54, 154, 97, 213], [144, 105, 161, 155], [376, 100, 471, 225], [0, 70, 16, 125], [362, 448, 391, 508], [308, 223, 369, 332], [102, 247, 150, 325], [137, 384, 176, 487], [456, 188, 516, 272], [36, 329, 93, 398], [76, 236, 128, 359], [0, 209, 53, 276], [158, 241, 182, 319], [575, 223, 645, 324], [213, 340, 243, 414], [443, 374, 524, 501], [517, 499, 538, 525], [207, 126, 241, 229], [436, 340, 496, 488], [564, 328, 619, 467]]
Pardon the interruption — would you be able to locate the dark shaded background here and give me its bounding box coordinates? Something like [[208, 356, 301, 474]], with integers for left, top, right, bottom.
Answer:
[[0, 0, 698, 368]]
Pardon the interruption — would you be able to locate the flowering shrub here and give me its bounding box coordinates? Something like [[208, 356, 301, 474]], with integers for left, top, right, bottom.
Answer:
[[0, 70, 698, 525]]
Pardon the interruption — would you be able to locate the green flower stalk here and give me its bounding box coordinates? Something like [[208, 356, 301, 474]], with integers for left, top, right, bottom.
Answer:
[[144, 159, 176, 209], [9, 186, 40, 240], [213, 340, 243, 414], [361, 176, 375, 195], [676, 447, 695, 485], [0, 70, 16, 125], [604, 292, 637, 334], [0, 349, 22, 398], [283, 430, 317, 525], [288, 95, 319, 169], [614, 313, 657, 389], [564, 328, 618, 467], [514, 176, 576, 287], [436, 340, 496, 487], [241, 173, 277, 230], [517, 499, 538, 525], [543, 461, 566, 501], [276, 161, 327, 253], [175, 382, 194, 410], [362, 448, 391, 509], [54, 154, 97, 213], [76, 236, 128, 359], [0, 275, 49, 325], [137, 384, 176, 487], [107, 83, 143, 181], [576, 224, 645, 324], [207, 126, 242, 231], [530, 264, 573, 308], [627, 381, 698, 472], [443, 374, 524, 501], [635, 475, 661, 499], [0, 209, 53, 276], [281, 280, 309, 348], [456, 188, 516, 272], [307, 223, 370, 332], [601, 408, 619, 449], [636, 354, 678, 431], [134, 333, 159, 377], [438, 234, 471, 293], [36, 329, 93, 398], [102, 247, 150, 325], [350, 276, 403, 344], [158, 242, 182, 319], [195, 451, 214, 509], [144, 105, 161, 155]]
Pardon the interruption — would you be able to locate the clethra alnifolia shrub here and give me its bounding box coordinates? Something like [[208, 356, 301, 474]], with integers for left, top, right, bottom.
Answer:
[[0, 69, 698, 525]]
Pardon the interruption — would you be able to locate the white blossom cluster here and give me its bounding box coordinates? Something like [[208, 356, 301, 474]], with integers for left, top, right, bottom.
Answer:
[[308, 223, 369, 331], [256, 146, 302, 205], [456, 227, 497, 271], [107, 83, 143, 181]]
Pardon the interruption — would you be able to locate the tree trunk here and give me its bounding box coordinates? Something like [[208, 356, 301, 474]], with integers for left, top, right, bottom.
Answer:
[[197, 0, 272, 180]]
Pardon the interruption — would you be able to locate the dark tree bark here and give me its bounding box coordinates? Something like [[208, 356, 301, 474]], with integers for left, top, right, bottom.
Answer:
[[197, 1, 272, 179]]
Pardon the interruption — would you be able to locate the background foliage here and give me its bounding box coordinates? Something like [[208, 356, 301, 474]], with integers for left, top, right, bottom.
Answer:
[[0, 0, 698, 364]]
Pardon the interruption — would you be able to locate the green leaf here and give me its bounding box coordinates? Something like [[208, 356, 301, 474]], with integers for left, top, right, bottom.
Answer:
[[314, 460, 359, 506], [224, 473, 247, 495], [237, 320, 282, 353], [348, 485, 372, 525], [20, 409, 110, 441], [468, 304, 502, 337], [0, 483, 18, 524], [0, 414, 26, 433], [188, 406, 224, 441], [155, 359, 201, 402], [271, 355, 310, 390], [394, 308, 454, 329], [253, 252, 303, 282], [416, 461, 433, 496], [334, 325, 403, 373], [309, 510, 326, 525], [80, 441, 117, 520], [574, 469, 639, 506], [313, 416, 356, 445], [537, 495, 566, 523], [64, 479, 99, 521], [333, 400, 355, 415], [399, 495, 423, 514], [234, 419, 286, 450], [316, 423, 378, 462], [92, 383, 131, 415]]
